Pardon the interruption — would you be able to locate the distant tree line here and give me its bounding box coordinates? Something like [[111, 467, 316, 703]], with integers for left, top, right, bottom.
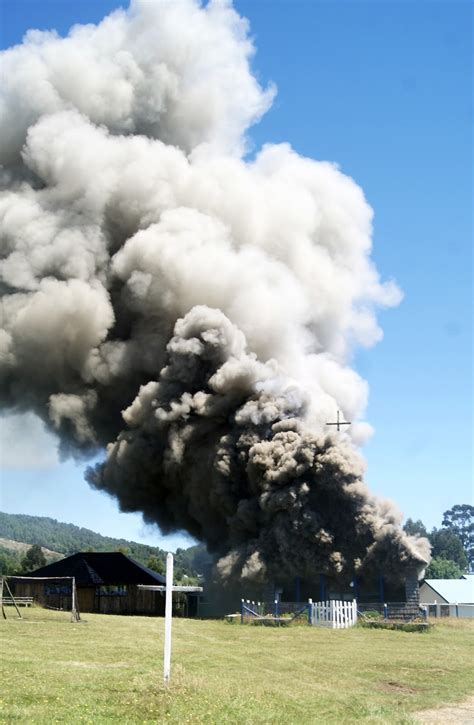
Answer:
[[404, 503, 473, 578], [1, 506, 471, 581], [0, 511, 211, 582], [0, 511, 167, 562]]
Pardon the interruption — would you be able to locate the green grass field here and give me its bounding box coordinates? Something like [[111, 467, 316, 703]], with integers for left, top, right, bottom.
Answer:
[[1, 608, 472, 724]]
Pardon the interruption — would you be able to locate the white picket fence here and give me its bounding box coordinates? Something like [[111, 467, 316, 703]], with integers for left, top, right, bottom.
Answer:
[[310, 599, 357, 629]]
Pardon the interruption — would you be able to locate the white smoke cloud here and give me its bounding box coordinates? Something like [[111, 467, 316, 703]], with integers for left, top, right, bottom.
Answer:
[[0, 0, 426, 581], [0, 0, 274, 165], [0, 412, 59, 469], [1, 107, 400, 439]]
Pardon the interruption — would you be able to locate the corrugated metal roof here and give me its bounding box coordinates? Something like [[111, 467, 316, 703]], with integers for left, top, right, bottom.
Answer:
[[422, 578, 474, 603], [25, 552, 166, 587]]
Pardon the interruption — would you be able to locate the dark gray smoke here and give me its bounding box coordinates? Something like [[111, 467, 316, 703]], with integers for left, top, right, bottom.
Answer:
[[0, 0, 430, 583], [88, 305, 429, 582]]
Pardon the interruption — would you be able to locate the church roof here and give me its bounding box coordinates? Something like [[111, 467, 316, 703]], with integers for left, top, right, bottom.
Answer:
[[25, 551, 166, 587]]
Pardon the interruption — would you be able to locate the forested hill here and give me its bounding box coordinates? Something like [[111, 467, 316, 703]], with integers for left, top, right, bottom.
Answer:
[[0, 511, 166, 560], [0, 511, 211, 579]]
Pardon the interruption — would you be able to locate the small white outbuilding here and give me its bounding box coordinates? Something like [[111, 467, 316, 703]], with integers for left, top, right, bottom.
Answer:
[[419, 575, 474, 618]]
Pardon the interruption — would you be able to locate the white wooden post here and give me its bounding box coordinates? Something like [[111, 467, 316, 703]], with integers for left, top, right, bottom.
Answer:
[[163, 553, 174, 684], [71, 576, 76, 622], [0, 577, 4, 620]]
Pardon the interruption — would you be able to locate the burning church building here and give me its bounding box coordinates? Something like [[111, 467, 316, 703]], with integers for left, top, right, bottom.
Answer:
[[0, 0, 429, 616]]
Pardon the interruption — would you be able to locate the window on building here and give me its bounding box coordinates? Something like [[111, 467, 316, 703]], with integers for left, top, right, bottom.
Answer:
[[96, 585, 128, 596]]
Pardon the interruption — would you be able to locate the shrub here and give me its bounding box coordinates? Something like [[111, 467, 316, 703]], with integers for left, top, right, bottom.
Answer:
[[361, 609, 383, 621], [359, 620, 433, 633]]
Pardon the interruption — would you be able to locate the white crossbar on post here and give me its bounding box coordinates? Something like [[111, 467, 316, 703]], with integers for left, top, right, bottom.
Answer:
[[137, 571, 203, 685], [137, 585, 203, 593]]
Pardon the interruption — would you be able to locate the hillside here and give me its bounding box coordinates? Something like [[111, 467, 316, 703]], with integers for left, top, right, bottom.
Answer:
[[0, 537, 61, 561], [0, 512, 211, 579]]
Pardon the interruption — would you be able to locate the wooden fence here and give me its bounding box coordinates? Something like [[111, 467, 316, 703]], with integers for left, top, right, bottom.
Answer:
[[423, 603, 474, 619], [310, 599, 357, 628], [239, 598, 358, 627]]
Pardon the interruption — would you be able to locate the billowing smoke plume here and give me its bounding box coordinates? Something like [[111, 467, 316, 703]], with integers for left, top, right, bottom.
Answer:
[[0, 0, 429, 583]]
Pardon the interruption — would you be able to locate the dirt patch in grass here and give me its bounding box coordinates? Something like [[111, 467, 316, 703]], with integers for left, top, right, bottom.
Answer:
[[379, 681, 419, 695], [414, 695, 474, 723]]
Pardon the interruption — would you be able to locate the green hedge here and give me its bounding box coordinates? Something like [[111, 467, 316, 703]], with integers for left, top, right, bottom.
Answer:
[[359, 620, 433, 633]]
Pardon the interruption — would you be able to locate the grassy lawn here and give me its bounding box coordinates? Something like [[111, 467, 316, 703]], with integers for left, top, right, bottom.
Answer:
[[0, 608, 473, 724]]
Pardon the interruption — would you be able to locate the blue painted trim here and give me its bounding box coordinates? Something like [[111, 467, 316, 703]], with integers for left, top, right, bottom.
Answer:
[[353, 575, 359, 601], [379, 574, 385, 603], [295, 576, 301, 603], [320, 573, 326, 601]]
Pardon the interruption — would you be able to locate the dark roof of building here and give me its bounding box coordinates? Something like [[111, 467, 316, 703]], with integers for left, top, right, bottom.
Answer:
[[26, 552, 166, 587]]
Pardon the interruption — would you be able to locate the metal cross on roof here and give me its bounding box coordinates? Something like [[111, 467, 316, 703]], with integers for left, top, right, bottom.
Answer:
[[326, 409, 351, 432]]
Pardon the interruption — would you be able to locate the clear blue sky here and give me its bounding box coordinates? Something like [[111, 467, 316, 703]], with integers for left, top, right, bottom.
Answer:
[[0, 0, 472, 549]]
